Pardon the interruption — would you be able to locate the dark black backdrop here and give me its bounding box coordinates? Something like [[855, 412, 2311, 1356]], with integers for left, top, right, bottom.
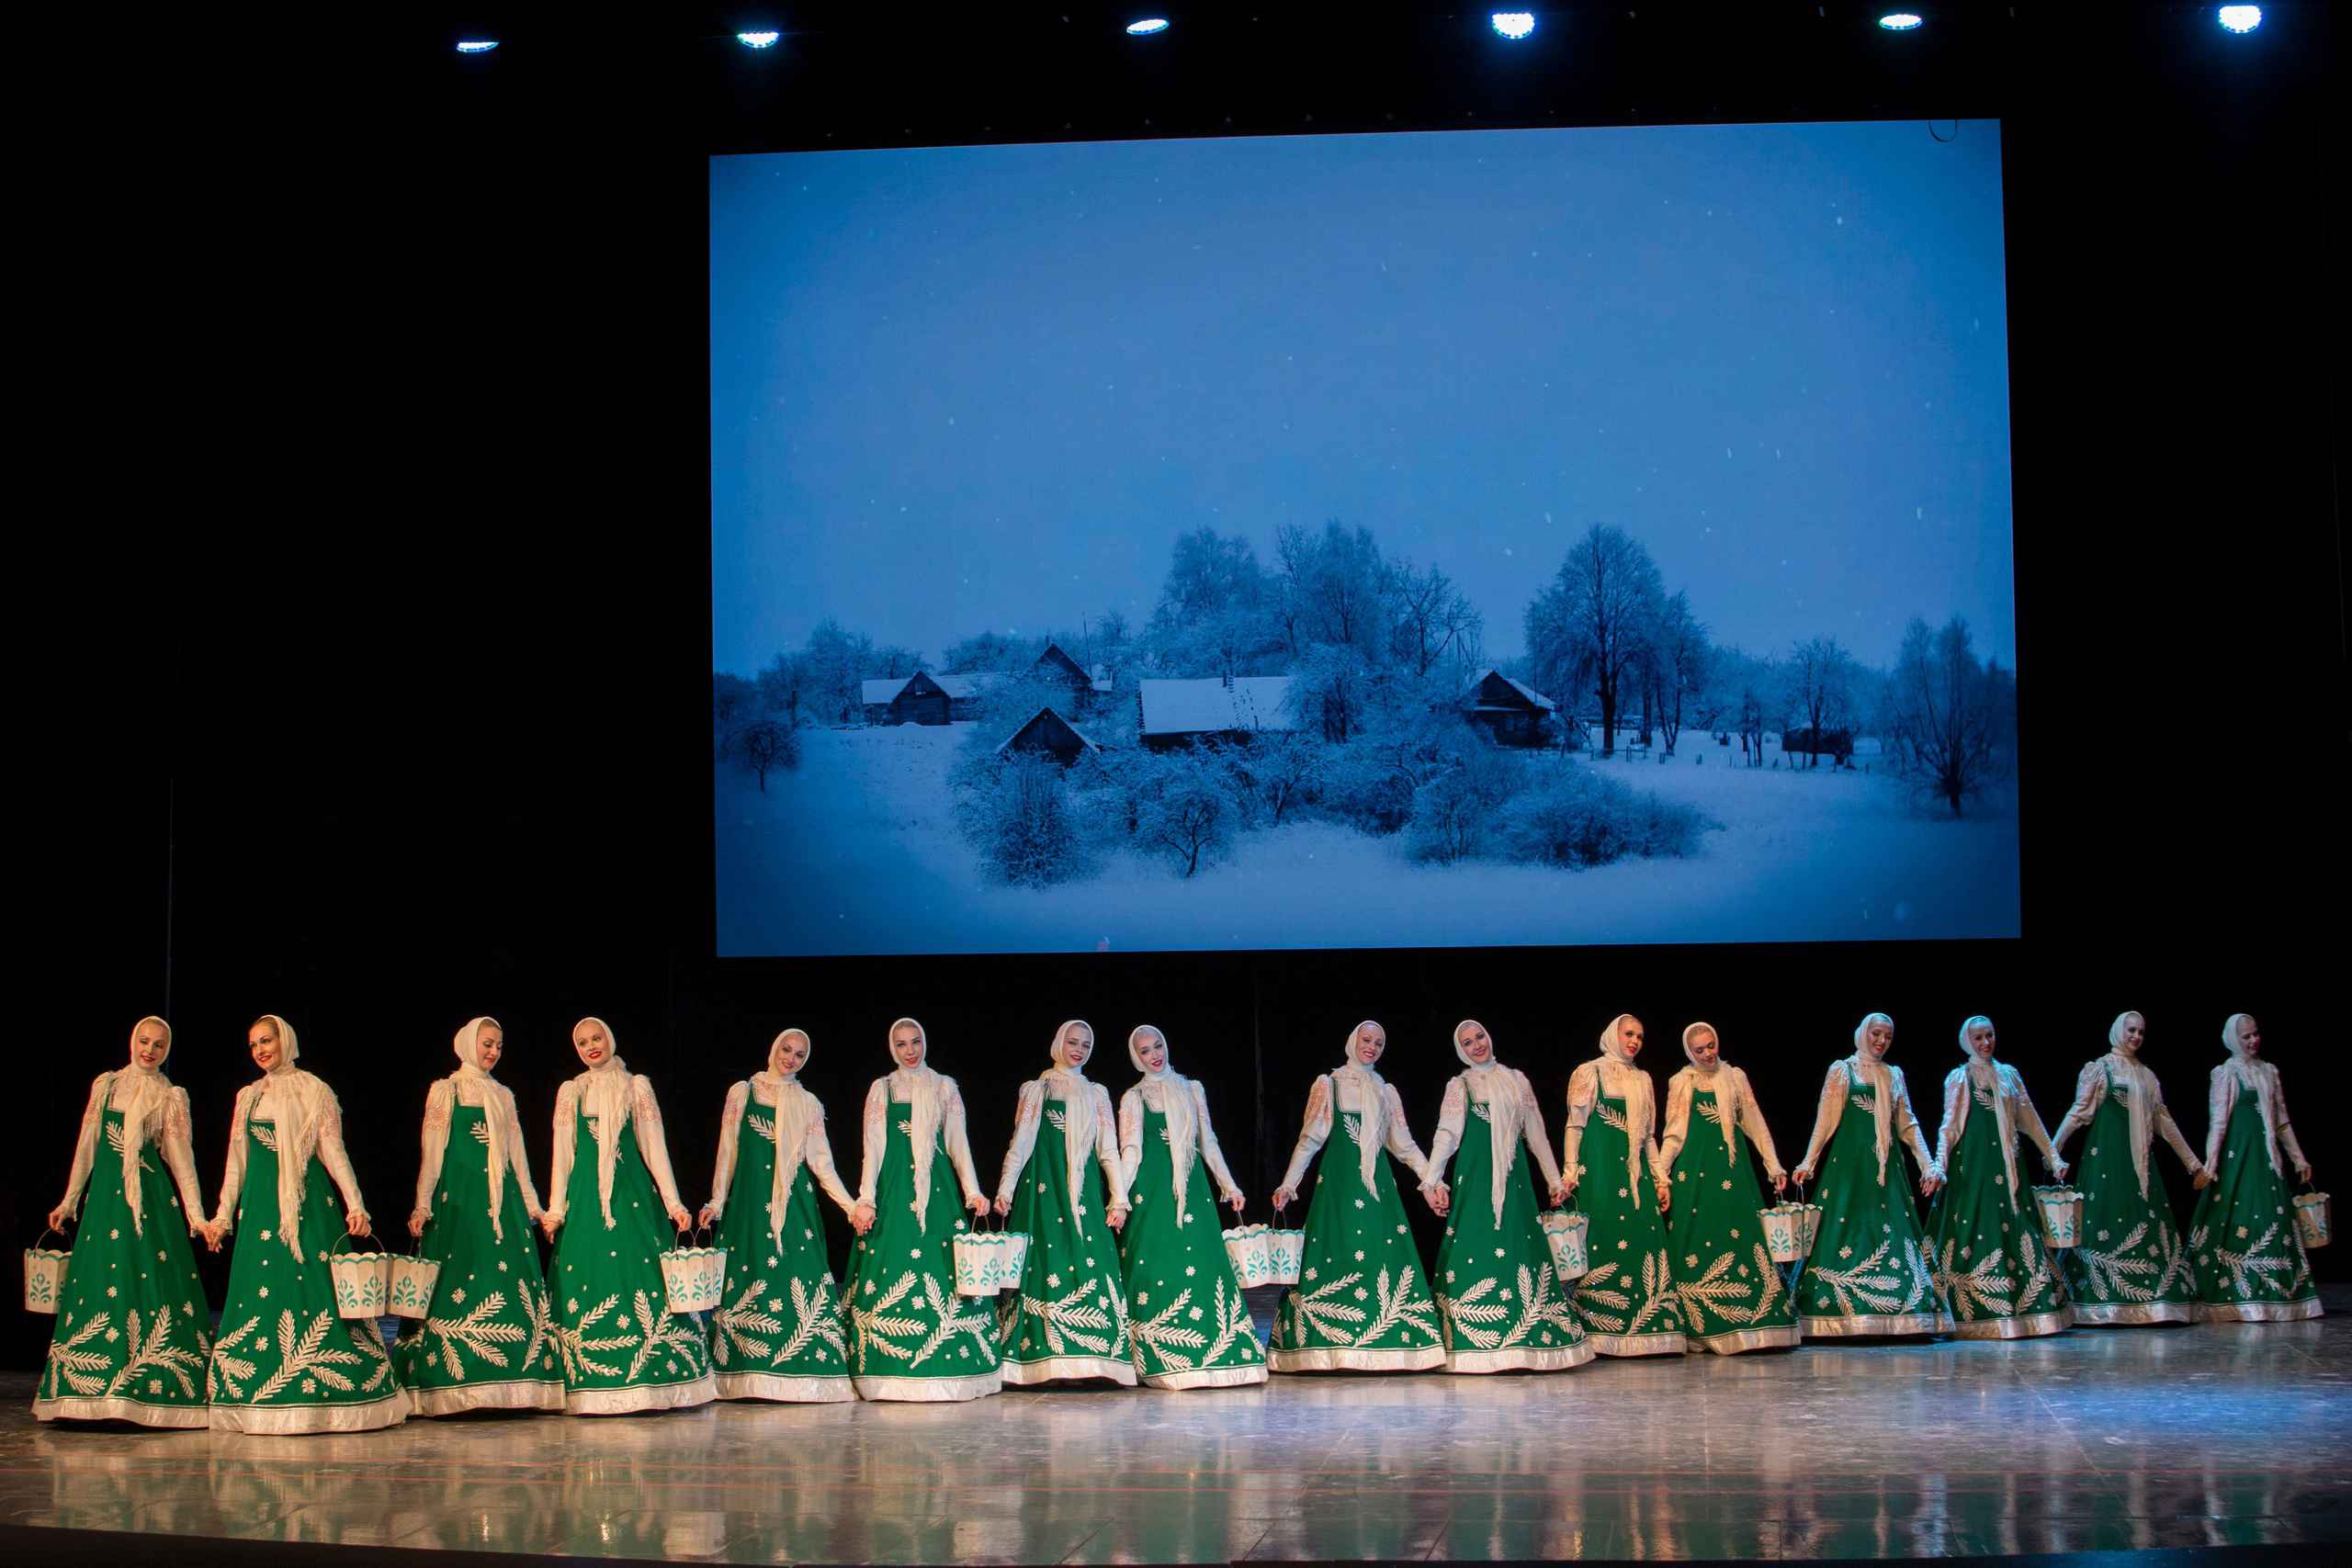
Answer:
[[19, 3, 2344, 1372]]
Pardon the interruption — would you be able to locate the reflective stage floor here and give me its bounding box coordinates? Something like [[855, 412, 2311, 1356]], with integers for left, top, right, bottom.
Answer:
[[3, 1286, 2346, 1565]]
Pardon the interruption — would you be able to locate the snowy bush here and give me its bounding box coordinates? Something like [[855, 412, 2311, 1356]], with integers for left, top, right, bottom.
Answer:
[[1498, 765, 1714, 869], [955, 755, 1091, 886], [1405, 746, 1521, 864], [1136, 773, 1234, 878]]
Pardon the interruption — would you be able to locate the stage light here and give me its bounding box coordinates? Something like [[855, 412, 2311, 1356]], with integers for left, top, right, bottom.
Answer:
[[738, 30, 780, 49], [1492, 12, 1537, 39], [2217, 6, 2262, 31], [454, 39, 498, 54], [1125, 17, 1170, 34], [1878, 12, 1923, 28]]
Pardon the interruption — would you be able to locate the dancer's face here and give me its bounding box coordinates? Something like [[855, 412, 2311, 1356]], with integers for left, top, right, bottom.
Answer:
[[775, 1032, 808, 1075], [474, 1024, 503, 1072], [1965, 1022, 1996, 1060], [1059, 1024, 1093, 1070], [248, 1020, 283, 1071], [890, 1023, 926, 1069], [2116, 1015, 2144, 1057], [1134, 1032, 1168, 1074], [1615, 1017, 1645, 1060], [1862, 1021, 1894, 1059], [131, 1022, 170, 1070], [572, 1021, 611, 1067], [1353, 1024, 1386, 1067], [2234, 1017, 2262, 1057], [1455, 1022, 1494, 1066], [1685, 1029, 1719, 1069]]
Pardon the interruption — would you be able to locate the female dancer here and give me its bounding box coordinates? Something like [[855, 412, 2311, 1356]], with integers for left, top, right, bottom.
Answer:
[[1562, 1014, 1687, 1356], [1266, 1021, 1445, 1371], [396, 1016, 563, 1414], [1927, 1016, 2073, 1338], [843, 1018, 1001, 1400], [205, 1014, 404, 1432], [34, 1017, 214, 1427], [1426, 1020, 1589, 1373], [2189, 1013, 2321, 1321], [1658, 1021, 1800, 1353], [1115, 1024, 1267, 1390], [994, 1021, 1135, 1385], [2048, 1011, 2205, 1325], [698, 1028, 857, 1400], [1788, 1012, 1952, 1337], [542, 1017, 715, 1414]]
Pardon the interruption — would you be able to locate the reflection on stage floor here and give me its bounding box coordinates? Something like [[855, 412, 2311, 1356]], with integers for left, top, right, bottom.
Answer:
[[3, 1286, 2346, 1563]]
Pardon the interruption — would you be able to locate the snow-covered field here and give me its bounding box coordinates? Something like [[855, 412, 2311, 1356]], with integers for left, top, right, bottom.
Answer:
[[715, 726, 2019, 955]]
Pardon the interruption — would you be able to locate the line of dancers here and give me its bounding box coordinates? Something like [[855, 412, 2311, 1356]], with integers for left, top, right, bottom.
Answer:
[[32, 1008, 2320, 1431]]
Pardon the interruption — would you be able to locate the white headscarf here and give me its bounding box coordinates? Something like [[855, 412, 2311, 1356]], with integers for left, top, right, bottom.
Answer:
[[753, 1028, 818, 1255], [453, 1017, 514, 1242], [1129, 1024, 1197, 1227], [1950, 1015, 2019, 1196], [252, 1014, 336, 1263], [1680, 1021, 1738, 1168], [2105, 1011, 2160, 1198], [1454, 1019, 1521, 1228], [1595, 1014, 1657, 1192], [573, 1017, 632, 1229], [1335, 1021, 1391, 1195], [1039, 1021, 1101, 1214], [888, 1017, 949, 1232], [1848, 1012, 1897, 1186], [2220, 1012, 2282, 1175], [108, 1017, 175, 1236]]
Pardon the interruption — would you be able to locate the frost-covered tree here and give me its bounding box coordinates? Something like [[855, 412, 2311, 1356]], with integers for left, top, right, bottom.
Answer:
[[1276, 519, 1393, 658], [714, 671, 756, 734], [756, 651, 812, 728], [1887, 616, 2014, 817], [1406, 746, 1520, 864], [942, 630, 1032, 674], [1386, 558, 1485, 679], [957, 755, 1088, 886], [1250, 731, 1329, 825], [734, 721, 795, 793], [1785, 636, 1856, 769], [1136, 773, 1232, 879], [802, 619, 876, 725], [1653, 592, 1710, 756], [1524, 524, 1666, 756], [1285, 643, 1374, 743]]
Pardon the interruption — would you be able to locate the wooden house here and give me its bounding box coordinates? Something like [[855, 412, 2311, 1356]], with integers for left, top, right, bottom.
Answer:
[[861, 670, 1003, 725], [1136, 675, 1295, 751], [1460, 669, 1556, 747], [994, 705, 1101, 766]]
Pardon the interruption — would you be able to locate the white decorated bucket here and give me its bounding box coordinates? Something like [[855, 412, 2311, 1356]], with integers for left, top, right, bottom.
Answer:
[[1541, 1210, 1590, 1282], [1758, 1201, 1824, 1264], [328, 1238, 393, 1320], [22, 1232, 70, 1314], [2293, 1190, 2332, 1250], [387, 1250, 442, 1320], [953, 1224, 1029, 1296], [660, 1233, 729, 1314], [2030, 1186, 2086, 1249], [1223, 1223, 1303, 1288]]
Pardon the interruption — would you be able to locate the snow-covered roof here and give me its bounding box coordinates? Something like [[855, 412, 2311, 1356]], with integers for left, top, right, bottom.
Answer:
[[1464, 668, 1555, 712], [861, 671, 1001, 705], [994, 705, 1102, 757], [932, 673, 1001, 700], [861, 677, 910, 706], [1137, 676, 1296, 736]]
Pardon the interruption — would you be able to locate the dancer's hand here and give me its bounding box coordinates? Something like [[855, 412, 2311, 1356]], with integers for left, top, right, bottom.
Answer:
[[1107, 1206, 1127, 1233], [1919, 1173, 1944, 1198], [1548, 1183, 1568, 1208], [407, 1211, 427, 1240], [696, 1203, 720, 1231], [1791, 1164, 1815, 1186], [1271, 1187, 1296, 1211], [967, 1193, 990, 1217], [1654, 1179, 1673, 1213], [1225, 1190, 1247, 1213], [346, 1211, 373, 1239], [46, 1205, 71, 1234], [850, 1201, 876, 1235], [667, 1206, 692, 1232], [2296, 1161, 2313, 1185], [992, 1194, 1012, 1218], [1770, 1171, 1788, 1195], [2050, 1161, 2069, 1183], [541, 1213, 563, 1241]]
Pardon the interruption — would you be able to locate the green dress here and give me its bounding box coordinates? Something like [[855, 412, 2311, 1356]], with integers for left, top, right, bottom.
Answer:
[[207, 1089, 404, 1433], [844, 1077, 1001, 1400], [1794, 1059, 1951, 1337], [1563, 1068, 1687, 1356], [1660, 1071, 1800, 1354], [547, 1082, 717, 1416], [1926, 1064, 2073, 1339], [1268, 1073, 1445, 1372], [393, 1088, 564, 1415], [2189, 1064, 2321, 1322], [705, 1079, 854, 1401], [997, 1079, 1136, 1386], [1430, 1069, 1590, 1373], [1116, 1083, 1267, 1390], [2051, 1056, 2200, 1325], [34, 1089, 215, 1427]]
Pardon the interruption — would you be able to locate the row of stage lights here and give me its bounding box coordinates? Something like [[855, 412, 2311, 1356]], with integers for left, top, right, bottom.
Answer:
[[452, 6, 2269, 56]]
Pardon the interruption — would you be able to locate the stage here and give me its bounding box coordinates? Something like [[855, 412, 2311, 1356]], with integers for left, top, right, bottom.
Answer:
[[3, 1287, 2346, 1565]]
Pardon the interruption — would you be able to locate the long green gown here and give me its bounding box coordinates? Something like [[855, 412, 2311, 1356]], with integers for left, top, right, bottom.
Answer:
[[1563, 1067, 1687, 1356], [704, 1078, 854, 1401], [843, 1076, 1002, 1401], [1430, 1069, 1590, 1373], [997, 1079, 1136, 1386], [1926, 1063, 2073, 1338], [1268, 1073, 1445, 1372], [2190, 1062, 2321, 1322], [2050, 1055, 2200, 1325], [207, 1086, 404, 1433], [393, 1087, 563, 1415], [34, 1085, 214, 1427], [1793, 1059, 1951, 1337], [1660, 1068, 1799, 1353], [546, 1076, 716, 1416], [1116, 1080, 1267, 1390]]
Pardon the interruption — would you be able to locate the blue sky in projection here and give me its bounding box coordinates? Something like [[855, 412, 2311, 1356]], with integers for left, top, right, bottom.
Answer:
[[709, 120, 2014, 675]]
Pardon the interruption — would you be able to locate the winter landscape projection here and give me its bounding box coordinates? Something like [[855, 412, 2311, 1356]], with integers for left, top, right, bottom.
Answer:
[[711, 122, 2021, 956]]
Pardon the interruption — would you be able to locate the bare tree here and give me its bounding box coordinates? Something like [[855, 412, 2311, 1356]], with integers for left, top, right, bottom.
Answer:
[[1786, 637, 1857, 769], [1653, 592, 1710, 756], [1888, 616, 2013, 816], [736, 722, 793, 793], [1523, 524, 1665, 756], [756, 651, 812, 728], [1387, 559, 1485, 679]]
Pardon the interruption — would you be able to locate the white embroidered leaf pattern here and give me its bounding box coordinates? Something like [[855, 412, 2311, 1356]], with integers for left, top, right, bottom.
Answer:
[[103, 1122, 160, 1171], [1019, 1277, 1114, 1356], [253, 1310, 365, 1402], [1283, 1271, 1367, 1343], [1748, 1245, 1785, 1319], [771, 1276, 847, 1366], [1623, 1251, 1676, 1337], [849, 1272, 924, 1362], [1133, 1287, 1208, 1370], [470, 1122, 492, 1145], [1808, 1241, 1906, 1315], [250, 1122, 278, 1153], [1673, 1249, 1755, 1331], [625, 1290, 704, 1379], [2074, 1221, 2158, 1303], [1573, 1262, 1634, 1333], [1597, 1104, 1630, 1134], [207, 1315, 261, 1400], [2151, 1222, 2194, 1300], [1935, 1241, 2016, 1322], [2214, 1224, 2294, 1298], [1351, 1266, 1436, 1347], [45, 1313, 112, 1397], [106, 1306, 205, 1398], [713, 1280, 783, 1366], [554, 1293, 638, 1381], [748, 1111, 775, 1143], [1201, 1278, 1255, 1367], [427, 1291, 526, 1379], [911, 1274, 993, 1368]]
